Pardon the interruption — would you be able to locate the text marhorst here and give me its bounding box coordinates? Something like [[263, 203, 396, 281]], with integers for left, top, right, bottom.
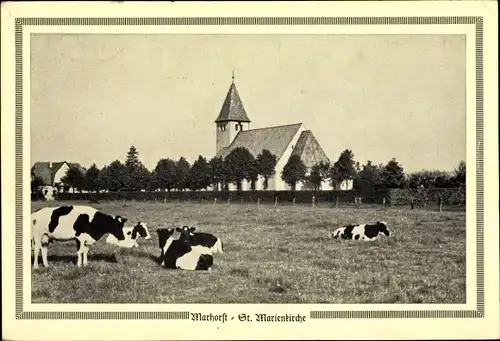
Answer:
[[191, 313, 307, 323]]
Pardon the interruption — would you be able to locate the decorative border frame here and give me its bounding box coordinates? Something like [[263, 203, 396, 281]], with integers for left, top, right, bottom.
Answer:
[[16, 16, 484, 320]]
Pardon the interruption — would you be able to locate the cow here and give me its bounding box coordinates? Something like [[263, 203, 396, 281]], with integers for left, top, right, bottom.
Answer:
[[31, 205, 131, 269], [332, 221, 391, 241], [156, 226, 213, 271], [106, 222, 152, 248], [183, 226, 223, 254]]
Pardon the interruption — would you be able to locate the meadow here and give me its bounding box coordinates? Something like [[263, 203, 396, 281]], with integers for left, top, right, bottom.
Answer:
[[30, 200, 466, 304]]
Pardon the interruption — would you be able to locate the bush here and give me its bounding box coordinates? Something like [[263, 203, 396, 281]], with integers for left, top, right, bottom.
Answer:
[[388, 188, 465, 207]]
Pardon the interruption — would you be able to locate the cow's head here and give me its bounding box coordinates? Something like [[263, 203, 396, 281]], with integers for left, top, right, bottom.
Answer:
[[156, 227, 175, 250], [183, 225, 196, 236], [176, 226, 192, 245], [377, 221, 390, 237], [132, 222, 152, 240], [114, 215, 128, 227]]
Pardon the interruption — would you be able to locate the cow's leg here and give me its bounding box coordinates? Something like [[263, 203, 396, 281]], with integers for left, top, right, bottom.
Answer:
[[76, 239, 83, 267], [40, 234, 51, 267], [82, 245, 90, 267], [33, 241, 40, 269], [40, 247, 49, 267]]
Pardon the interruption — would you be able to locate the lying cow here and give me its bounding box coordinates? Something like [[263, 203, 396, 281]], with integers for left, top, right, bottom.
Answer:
[[183, 226, 223, 254], [156, 226, 213, 271], [31, 205, 131, 269], [106, 222, 152, 248], [332, 221, 390, 241]]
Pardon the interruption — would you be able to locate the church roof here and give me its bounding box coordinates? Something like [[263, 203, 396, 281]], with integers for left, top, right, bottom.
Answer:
[[290, 130, 331, 168], [216, 123, 303, 161], [214, 82, 251, 123], [31, 161, 85, 186]]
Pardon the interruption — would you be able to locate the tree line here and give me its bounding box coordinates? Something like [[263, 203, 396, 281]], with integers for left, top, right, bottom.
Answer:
[[31, 145, 466, 194]]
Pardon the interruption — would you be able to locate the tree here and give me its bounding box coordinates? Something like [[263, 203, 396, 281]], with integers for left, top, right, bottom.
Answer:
[[187, 156, 212, 190], [224, 147, 255, 191], [61, 166, 86, 193], [31, 175, 44, 193], [84, 163, 101, 193], [122, 146, 150, 191], [354, 160, 383, 194], [308, 161, 331, 190], [256, 149, 277, 190], [281, 154, 307, 191], [247, 159, 259, 190], [408, 170, 452, 189], [380, 158, 406, 189], [174, 157, 191, 191], [99, 160, 126, 191], [453, 160, 466, 188], [209, 156, 226, 191], [152, 158, 177, 192], [125, 145, 140, 168], [329, 149, 356, 189]]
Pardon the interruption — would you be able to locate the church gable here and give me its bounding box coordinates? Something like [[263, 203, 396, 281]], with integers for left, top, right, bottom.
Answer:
[[290, 130, 331, 168], [216, 123, 303, 160]]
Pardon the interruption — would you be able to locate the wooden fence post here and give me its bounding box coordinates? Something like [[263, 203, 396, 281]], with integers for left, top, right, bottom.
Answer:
[[164, 198, 167, 204], [336, 196, 339, 209], [274, 197, 278, 207], [312, 195, 315, 207], [382, 197, 386, 209], [438, 194, 443, 212], [410, 197, 415, 210], [293, 197, 296, 207], [240, 198, 243, 205], [213, 198, 217, 206], [228, 197, 230, 205], [257, 198, 260, 207]]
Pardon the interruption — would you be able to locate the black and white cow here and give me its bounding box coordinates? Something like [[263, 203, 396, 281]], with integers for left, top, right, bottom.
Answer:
[[156, 226, 213, 271], [332, 221, 391, 241], [106, 222, 152, 248], [31, 205, 131, 269], [183, 226, 223, 254]]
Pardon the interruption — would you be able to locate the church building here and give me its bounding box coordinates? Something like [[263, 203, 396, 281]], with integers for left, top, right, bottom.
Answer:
[[214, 76, 353, 191]]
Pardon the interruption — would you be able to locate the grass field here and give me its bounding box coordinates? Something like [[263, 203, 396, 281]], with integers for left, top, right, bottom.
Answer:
[[30, 201, 466, 304]]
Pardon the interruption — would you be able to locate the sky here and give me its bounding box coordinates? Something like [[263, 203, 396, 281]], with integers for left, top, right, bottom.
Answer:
[[30, 33, 466, 173]]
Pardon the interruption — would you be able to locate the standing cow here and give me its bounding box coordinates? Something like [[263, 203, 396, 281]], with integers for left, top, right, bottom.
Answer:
[[332, 221, 391, 241], [31, 205, 131, 269], [156, 226, 213, 271]]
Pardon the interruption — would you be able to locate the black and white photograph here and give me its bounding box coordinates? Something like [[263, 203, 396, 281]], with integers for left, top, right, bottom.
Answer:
[[1, 2, 498, 341]]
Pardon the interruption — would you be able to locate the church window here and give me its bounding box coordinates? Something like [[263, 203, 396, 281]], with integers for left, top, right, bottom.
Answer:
[[235, 124, 239, 131]]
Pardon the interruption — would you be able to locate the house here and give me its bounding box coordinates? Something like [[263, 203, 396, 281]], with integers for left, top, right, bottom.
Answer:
[[31, 161, 86, 197], [214, 77, 353, 191]]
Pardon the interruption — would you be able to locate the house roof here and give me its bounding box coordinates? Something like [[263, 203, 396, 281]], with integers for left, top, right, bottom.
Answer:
[[214, 81, 251, 123], [216, 123, 303, 161], [31, 161, 85, 186], [290, 130, 331, 168]]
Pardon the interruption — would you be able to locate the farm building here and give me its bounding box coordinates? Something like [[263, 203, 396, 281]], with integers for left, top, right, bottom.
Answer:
[[31, 161, 86, 198], [214, 77, 353, 191]]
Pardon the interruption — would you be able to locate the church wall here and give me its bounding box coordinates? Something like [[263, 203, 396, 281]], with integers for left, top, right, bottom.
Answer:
[[272, 124, 307, 190]]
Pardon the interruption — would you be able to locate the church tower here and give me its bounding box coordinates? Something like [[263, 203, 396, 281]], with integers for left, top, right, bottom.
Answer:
[[215, 73, 251, 154]]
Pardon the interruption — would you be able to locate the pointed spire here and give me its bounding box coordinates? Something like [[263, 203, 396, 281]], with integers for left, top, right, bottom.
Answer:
[[214, 75, 251, 123]]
